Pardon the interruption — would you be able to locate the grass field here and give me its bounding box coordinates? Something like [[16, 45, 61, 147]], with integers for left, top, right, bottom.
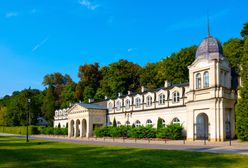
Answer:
[[0, 136, 248, 168]]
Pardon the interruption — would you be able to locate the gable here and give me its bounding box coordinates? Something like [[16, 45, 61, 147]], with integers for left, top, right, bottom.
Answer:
[[67, 104, 88, 114]]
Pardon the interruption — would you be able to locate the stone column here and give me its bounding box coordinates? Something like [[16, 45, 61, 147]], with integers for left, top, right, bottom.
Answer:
[[80, 120, 83, 138], [74, 120, 77, 138], [68, 120, 71, 138]]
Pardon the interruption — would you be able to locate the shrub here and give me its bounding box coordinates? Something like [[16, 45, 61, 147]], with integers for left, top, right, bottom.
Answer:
[[156, 124, 183, 140]]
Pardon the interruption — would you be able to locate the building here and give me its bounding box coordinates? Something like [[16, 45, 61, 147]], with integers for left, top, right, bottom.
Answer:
[[54, 34, 237, 141]]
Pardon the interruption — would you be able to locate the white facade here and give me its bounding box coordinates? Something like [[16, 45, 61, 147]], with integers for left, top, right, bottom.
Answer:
[[53, 35, 237, 141], [54, 108, 69, 128]]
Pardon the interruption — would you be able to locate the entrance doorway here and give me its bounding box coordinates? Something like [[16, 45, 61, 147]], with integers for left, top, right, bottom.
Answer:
[[196, 113, 209, 140]]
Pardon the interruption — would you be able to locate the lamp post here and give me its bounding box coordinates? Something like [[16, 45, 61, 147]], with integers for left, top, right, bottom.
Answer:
[[26, 98, 31, 143]]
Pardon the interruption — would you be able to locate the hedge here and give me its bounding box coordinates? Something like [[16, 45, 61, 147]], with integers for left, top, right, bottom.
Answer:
[[0, 126, 68, 135], [94, 124, 184, 140]]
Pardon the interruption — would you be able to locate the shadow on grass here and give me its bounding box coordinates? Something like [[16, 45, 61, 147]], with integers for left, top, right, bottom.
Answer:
[[0, 137, 247, 168]]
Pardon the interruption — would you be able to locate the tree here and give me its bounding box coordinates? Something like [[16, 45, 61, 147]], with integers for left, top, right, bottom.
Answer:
[[99, 59, 142, 97], [241, 22, 248, 38], [0, 106, 7, 126], [60, 83, 76, 108], [83, 86, 95, 103], [235, 37, 248, 141], [140, 63, 159, 90], [113, 117, 117, 127], [157, 117, 163, 129], [156, 46, 197, 85], [41, 87, 56, 126]]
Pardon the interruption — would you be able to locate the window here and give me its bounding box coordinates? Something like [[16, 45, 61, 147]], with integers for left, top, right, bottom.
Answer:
[[146, 119, 153, 126], [135, 97, 141, 108], [117, 121, 121, 127], [125, 99, 130, 109], [159, 93, 166, 105], [146, 96, 152, 107], [126, 121, 130, 126], [161, 119, 165, 127], [196, 73, 201, 89], [172, 118, 180, 124], [135, 120, 141, 127], [224, 72, 227, 87], [108, 102, 113, 111], [116, 101, 121, 111], [109, 122, 112, 126], [173, 91, 180, 103], [203, 71, 209, 88]]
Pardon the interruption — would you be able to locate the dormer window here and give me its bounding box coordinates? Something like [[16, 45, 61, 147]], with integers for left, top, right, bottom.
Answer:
[[125, 99, 130, 109], [146, 96, 152, 107], [173, 91, 180, 103], [135, 97, 141, 108], [116, 101, 121, 111], [108, 102, 113, 111], [203, 71, 209, 88], [159, 93, 166, 105], [196, 73, 201, 89]]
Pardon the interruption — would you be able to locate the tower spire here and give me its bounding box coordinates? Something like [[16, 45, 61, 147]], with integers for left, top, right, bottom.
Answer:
[[207, 12, 211, 37]]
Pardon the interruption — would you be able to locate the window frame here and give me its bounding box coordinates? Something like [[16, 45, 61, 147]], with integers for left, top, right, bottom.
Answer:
[[146, 96, 152, 107], [203, 71, 209, 88], [196, 73, 201, 89], [172, 91, 180, 103], [159, 93, 166, 105]]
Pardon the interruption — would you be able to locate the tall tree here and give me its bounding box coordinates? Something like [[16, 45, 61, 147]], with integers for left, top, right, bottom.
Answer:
[[235, 36, 248, 141], [240, 22, 248, 38], [99, 59, 142, 97], [139, 63, 159, 90]]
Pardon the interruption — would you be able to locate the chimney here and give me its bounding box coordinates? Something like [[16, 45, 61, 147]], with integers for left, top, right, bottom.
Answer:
[[128, 90, 132, 95], [141, 86, 147, 92], [88, 98, 95, 103], [164, 80, 171, 88], [118, 92, 122, 97]]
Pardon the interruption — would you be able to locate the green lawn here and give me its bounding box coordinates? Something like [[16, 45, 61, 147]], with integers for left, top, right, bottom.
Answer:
[[0, 136, 247, 168]]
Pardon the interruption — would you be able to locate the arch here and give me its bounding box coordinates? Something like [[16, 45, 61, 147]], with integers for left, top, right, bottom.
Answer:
[[203, 71, 209, 88], [117, 121, 121, 127], [135, 120, 141, 127], [172, 117, 180, 124], [196, 73, 201, 89], [159, 93, 166, 105], [70, 120, 75, 137], [81, 119, 87, 137], [196, 113, 209, 140], [146, 119, 152, 126], [125, 121, 130, 126], [76, 119, 80, 137]]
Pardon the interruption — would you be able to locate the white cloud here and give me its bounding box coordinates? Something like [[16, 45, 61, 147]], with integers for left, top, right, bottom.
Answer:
[[127, 48, 136, 52], [79, 0, 99, 10], [5, 12, 18, 18], [32, 37, 49, 52]]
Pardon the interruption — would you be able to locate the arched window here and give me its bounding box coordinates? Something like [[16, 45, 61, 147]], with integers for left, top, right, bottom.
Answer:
[[172, 117, 180, 124], [116, 101, 121, 111], [173, 91, 180, 103], [126, 121, 130, 126], [117, 121, 121, 127], [135, 120, 141, 127], [159, 93, 166, 105], [161, 119, 166, 127], [196, 73, 201, 89], [125, 99, 130, 109], [108, 102, 113, 111], [146, 119, 153, 126], [203, 71, 209, 88], [135, 97, 141, 108], [146, 96, 152, 107]]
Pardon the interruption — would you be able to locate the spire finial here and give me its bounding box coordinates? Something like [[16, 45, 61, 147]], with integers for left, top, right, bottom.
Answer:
[[207, 11, 211, 37]]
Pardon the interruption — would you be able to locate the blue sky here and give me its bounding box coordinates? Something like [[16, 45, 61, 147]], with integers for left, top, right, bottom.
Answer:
[[0, 0, 247, 97]]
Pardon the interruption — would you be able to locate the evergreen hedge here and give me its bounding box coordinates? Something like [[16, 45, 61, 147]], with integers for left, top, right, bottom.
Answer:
[[0, 126, 68, 135], [94, 124, 183, 140]]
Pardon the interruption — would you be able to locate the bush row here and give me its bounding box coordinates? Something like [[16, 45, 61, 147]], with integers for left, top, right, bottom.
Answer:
[[0, 126, 68, 135], [94, 124, 184, 140]]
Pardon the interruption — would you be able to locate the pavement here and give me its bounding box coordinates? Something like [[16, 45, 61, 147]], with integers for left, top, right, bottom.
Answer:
[[1, 133, 248, 155]]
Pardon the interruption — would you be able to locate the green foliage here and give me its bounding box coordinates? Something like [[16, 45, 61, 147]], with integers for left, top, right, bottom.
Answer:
[[241, 22, 248, 38], [94, 126, 110, 137], [0, 126, 40, 135], [139, 63, 159, 90], [128, 126, 157, 139], [37, 126, 68, 135], [156, 124, 183, 140], [113, 117, 117, 127], [236, 37, 248, 141], [157, 117, 164, 130], [83, 86, 95, 103]]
